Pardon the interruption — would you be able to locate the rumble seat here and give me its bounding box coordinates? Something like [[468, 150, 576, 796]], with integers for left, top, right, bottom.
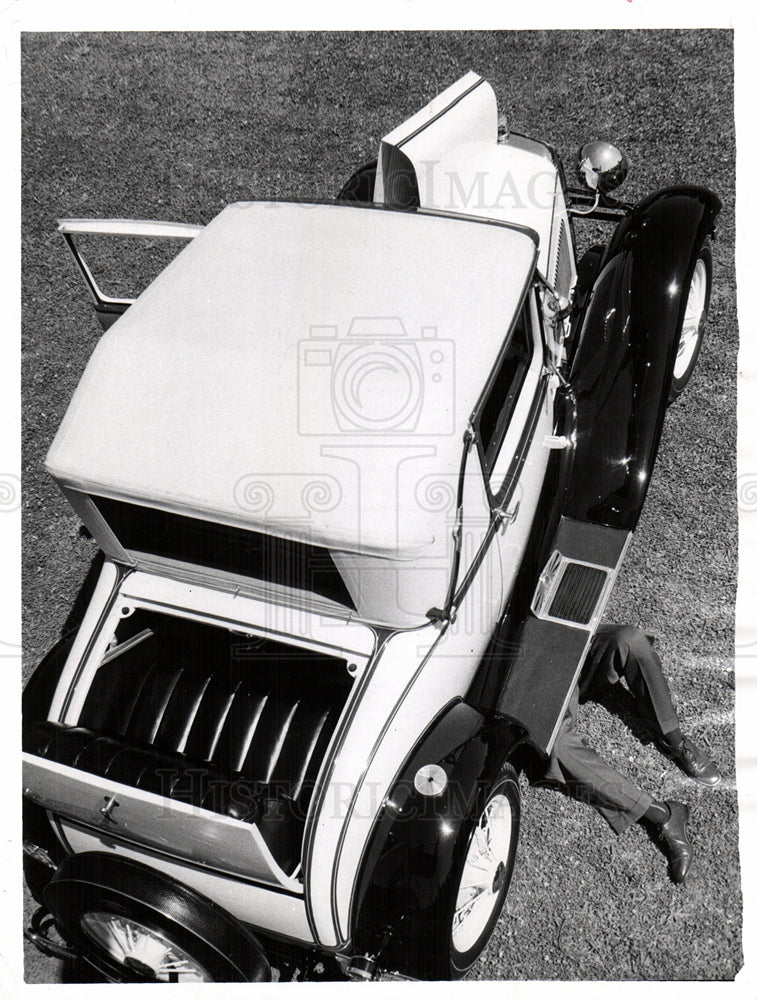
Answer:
[[23, 636, 350, 875]]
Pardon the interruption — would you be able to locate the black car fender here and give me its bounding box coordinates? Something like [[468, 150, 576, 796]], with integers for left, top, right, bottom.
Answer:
[[349, 699, 520, 961], [565, 185, 721, 531]]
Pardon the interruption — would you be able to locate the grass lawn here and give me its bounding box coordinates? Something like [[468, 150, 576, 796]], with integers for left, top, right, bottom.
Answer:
[[21, 29, 739, 982]]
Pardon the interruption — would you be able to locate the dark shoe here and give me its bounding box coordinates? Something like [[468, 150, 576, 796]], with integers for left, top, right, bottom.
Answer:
[[660, 735, 721, 787], [658, 800, 693, 884]]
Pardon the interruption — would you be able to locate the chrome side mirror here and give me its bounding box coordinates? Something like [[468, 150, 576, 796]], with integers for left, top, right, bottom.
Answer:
[[576, 141, 629, 195]]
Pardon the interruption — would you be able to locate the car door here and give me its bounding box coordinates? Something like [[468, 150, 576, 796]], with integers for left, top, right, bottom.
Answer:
[[474, 287, 564, 618]]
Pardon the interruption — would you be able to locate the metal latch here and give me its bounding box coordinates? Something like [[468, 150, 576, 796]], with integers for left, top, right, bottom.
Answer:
[[493, 499, 520, 530], [543, 434, 572, 450]]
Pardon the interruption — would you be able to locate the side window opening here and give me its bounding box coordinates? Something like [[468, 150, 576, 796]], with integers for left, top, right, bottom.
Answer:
[[476, 304, 533, 473]]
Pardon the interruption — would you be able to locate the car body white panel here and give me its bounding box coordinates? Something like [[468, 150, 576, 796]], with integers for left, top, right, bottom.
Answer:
[[374, 70, 558, 279], [27, 71, 600, 974], [24, 755, 301, 891], [48, 560, 122, 722], [116, 569, 377, 659], [303, 620, 440, 946], [57, 567, 373, 727], [57, 822, 314, 943]]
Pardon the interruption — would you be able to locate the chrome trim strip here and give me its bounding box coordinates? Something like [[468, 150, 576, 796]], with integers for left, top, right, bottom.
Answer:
[[393, 75, 486, 150], [453, 375, 549, 612], [124, 594, 372, 659], [471, 266, 542, 487], [57, 218, 204, 239], [60, 231, 131, 309], [100, 628, 153, 665]]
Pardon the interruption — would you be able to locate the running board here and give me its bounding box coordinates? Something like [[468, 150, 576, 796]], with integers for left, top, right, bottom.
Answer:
[[494, 517, 631, 754]]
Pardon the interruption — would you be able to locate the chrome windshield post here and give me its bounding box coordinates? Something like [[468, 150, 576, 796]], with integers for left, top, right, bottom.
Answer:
[[426, 426, 475, 626]]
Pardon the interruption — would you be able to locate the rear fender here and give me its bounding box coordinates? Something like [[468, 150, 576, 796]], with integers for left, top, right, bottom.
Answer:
[[565, 186, 721, 530], [23, 633, 77, 901], [350, 701, 519, 962]]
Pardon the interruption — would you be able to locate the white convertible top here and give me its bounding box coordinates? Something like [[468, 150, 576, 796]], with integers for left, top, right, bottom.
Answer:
[[47, 200, 536, 560]]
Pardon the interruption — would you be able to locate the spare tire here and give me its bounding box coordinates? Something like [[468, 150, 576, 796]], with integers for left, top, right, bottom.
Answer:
[[44, 852, 271, 983]]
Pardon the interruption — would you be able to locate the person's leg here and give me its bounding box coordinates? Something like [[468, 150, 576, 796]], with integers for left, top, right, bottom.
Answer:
[[586, 625, 679, 737], [549, 685, 653, 833], [587, 624, 721, 786], [550, 707, 693, 882], [552, 726, 652, 834]]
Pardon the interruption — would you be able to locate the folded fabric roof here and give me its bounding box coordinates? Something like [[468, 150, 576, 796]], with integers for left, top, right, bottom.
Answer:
[[47, 201, 537, 559]]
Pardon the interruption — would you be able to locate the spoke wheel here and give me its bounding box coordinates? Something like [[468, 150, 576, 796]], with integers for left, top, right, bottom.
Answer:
[[80, 912, 211, 983], [451, 793, 513, 955], [669, 240, 712, 402], [447, 767, 519, 977], [384, 762, 520, 981], [43, 852, 271, 983]]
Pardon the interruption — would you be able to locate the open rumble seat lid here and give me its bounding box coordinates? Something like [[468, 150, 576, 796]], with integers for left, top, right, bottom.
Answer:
[[47, 201, 536, 560]]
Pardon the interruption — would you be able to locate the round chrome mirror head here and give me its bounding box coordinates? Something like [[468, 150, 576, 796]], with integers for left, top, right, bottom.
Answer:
[[576, 140, 629, 194]]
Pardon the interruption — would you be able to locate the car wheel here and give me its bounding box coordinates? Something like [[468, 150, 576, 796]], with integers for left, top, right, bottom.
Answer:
[[668, 239, 712, 403], [43, 852, 271, 983], [414, 763, 520, 980], [448, 764, 520, 977]]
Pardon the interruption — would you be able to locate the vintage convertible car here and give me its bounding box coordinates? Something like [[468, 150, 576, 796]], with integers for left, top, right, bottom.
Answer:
[[22, 72, 719, 982]]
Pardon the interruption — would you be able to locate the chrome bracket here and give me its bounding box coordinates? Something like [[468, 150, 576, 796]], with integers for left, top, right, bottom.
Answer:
[[493, 499, 520, 531], [99, 794, 120, 824]]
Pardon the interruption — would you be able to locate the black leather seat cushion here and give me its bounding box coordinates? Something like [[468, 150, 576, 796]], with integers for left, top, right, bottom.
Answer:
[[24, 631, 349, 875]]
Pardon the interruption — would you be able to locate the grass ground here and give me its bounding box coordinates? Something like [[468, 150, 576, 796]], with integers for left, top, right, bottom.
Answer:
[[21, 30, 739, 981]]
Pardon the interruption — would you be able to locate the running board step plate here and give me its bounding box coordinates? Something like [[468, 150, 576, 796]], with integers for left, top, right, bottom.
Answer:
[[494, 517, 631, 754]]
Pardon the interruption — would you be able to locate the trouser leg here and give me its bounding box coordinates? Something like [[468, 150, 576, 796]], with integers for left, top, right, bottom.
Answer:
[[586, 625, 680, 737], [548, 688, 653, 835]]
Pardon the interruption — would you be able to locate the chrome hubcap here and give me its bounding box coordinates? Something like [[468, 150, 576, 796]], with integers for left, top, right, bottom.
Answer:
[[80, 912, 211, 982], [675, 258, 708, 380], [452, 793, 513, 954]]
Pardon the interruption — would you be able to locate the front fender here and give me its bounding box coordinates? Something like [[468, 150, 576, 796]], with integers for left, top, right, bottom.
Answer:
[[565, 185, 721, 530], [350, 700, 517, 963]]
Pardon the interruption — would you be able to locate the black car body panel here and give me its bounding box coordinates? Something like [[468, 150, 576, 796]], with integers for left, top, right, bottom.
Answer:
[[565, 186, 721, 530], [350, 700, 521, 978]]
